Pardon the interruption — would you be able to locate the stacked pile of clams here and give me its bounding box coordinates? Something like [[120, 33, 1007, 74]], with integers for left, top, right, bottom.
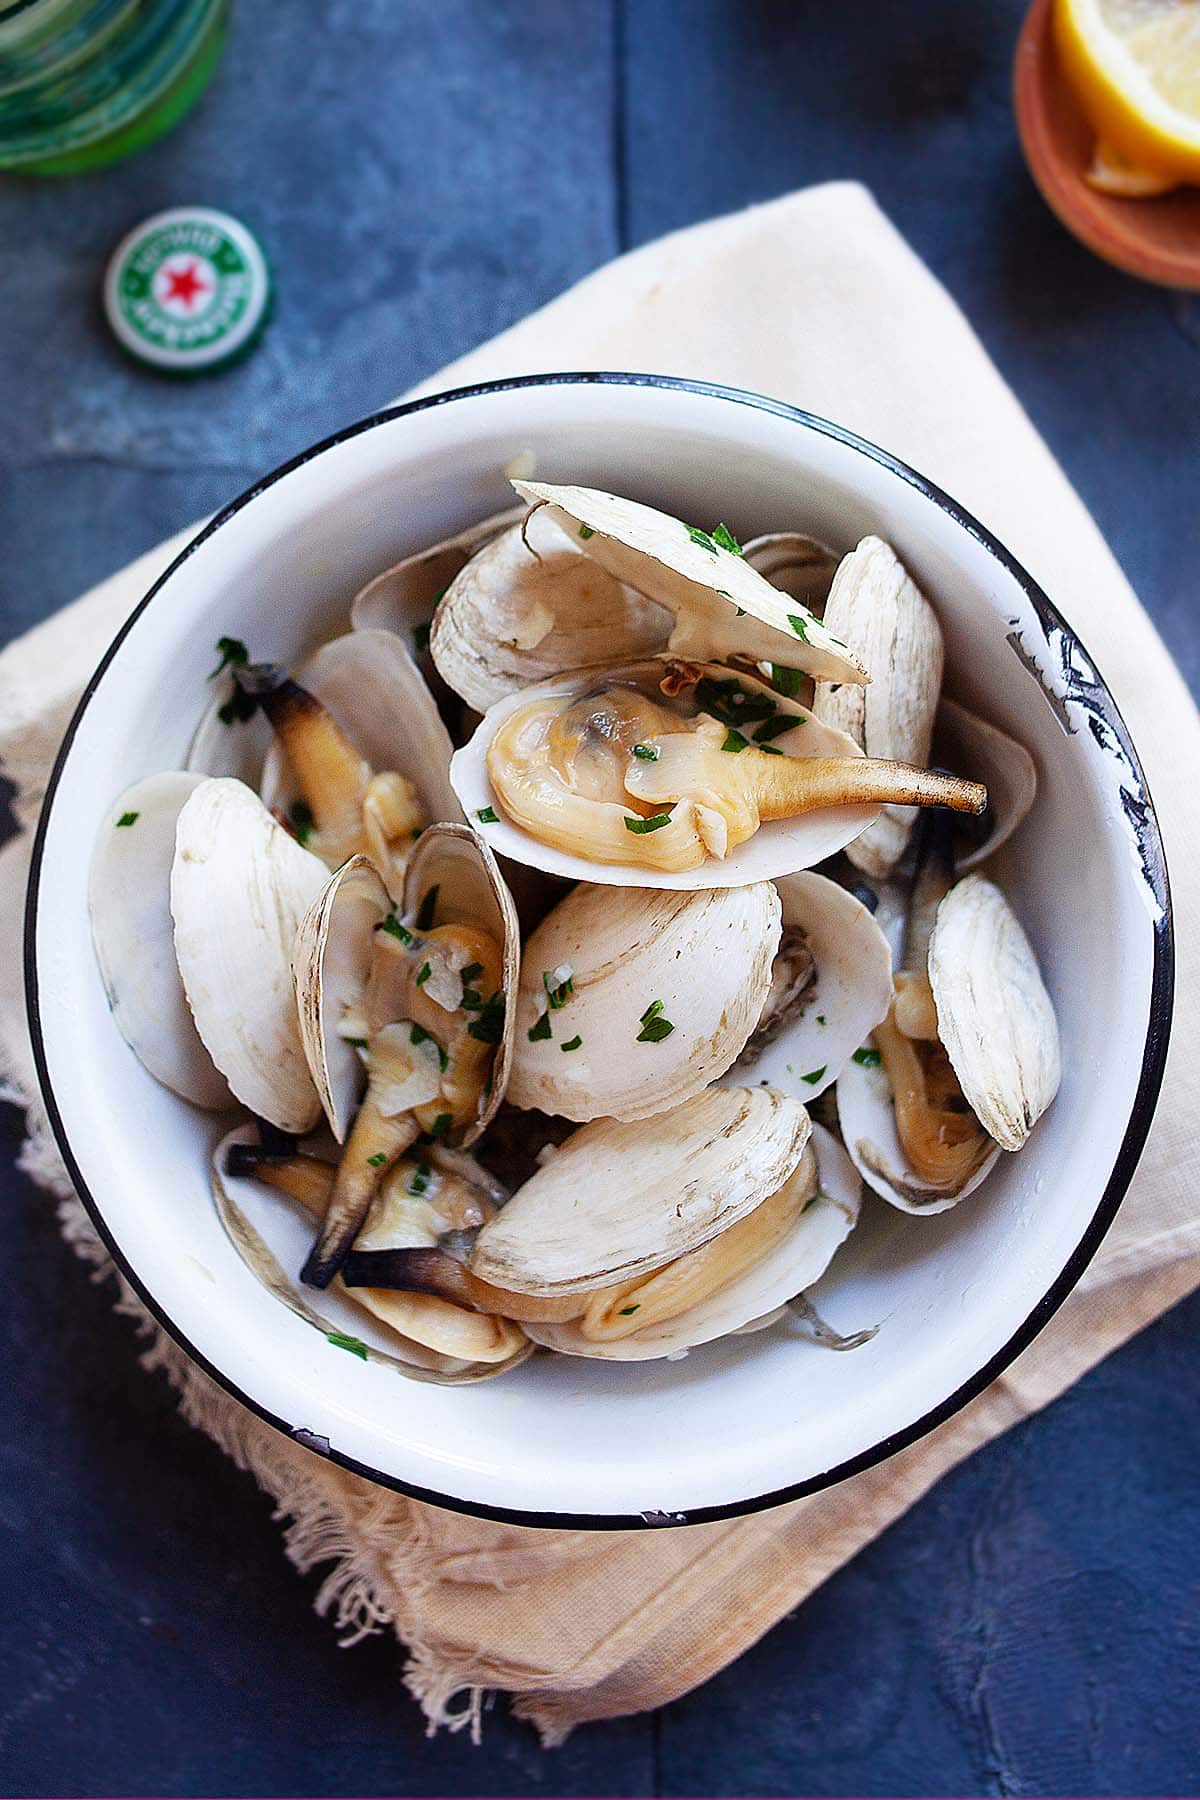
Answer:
[[91, 481, 1061, 1384]]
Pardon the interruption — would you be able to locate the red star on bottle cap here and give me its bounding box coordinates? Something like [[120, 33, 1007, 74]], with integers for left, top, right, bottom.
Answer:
[[163, 260, 209, 309]]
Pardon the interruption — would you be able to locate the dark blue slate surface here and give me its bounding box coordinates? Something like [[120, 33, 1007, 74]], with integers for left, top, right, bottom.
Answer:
[[1, 3, 1197, 1794]]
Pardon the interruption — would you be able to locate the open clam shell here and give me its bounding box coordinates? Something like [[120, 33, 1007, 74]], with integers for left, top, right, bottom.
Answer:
[[291, 855, 390, 1142], [506, 880, 782, 1122], [349, 506, 523, 639], [812, 537, 944, 879], [212, 1125, 530, 1383], [451, 659, 879, 891], [470, 1083, 811, 1299], [524, 1121, 861, 1361], [171, 778, 327, 1133], [743, 532, 839, 607], [187, 679, 276, 784], [836, 1040, 999, 1215], [936, 699, 1038, 872], [292, 824, 520, 1148], [258, 628, 460, 831], [730, 871, 893, 1101], [512, 480, 868, 685], [928, 873, 1061, 1152], [89, 772, 230, 1110], [430, 508, 671, 714]]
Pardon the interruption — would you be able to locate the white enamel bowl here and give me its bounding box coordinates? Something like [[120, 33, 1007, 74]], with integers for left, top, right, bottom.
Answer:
[[27, 375, 1172, 1526]]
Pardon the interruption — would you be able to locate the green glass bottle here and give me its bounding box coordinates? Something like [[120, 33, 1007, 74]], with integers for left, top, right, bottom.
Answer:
[[0, 0, 230, 175]]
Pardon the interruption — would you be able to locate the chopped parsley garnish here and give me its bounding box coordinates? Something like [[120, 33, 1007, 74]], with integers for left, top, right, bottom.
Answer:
[[802, 1192, 825, 1214], [408, 1162, 432, 1196], [618, 1304, 640, 1316], [687, 526, 719, 554], [379, 914, 413, 945], [561, 1034, 583, 1053], [760, 744, 783, 756], [771, 664, 803, 698], [410, 1023, 448, 1071], [209, 635, 249, 680], [467, 992, 506, 1044], [752, 713, 796, 743], [624, 812, 672, 835], [415, 962, 432, 987], [345, 1037, 368, 1050], [115, 811, 139, 828], [801, 1066, 827, 1086], [632, 742, 659, 761], [460, 961, 483, 984], [429, 1112, 452, 1138], [527, 1011, 553, 1043], [578, 523, 595, 540], [326, 1331, 368, 1359], [543, 968, 574, 1010], [412, 622, 431, 655], [288, 799, 315, 845], [715, 588, 731, 599], [366, 1152, 388, 1168], [787, 614, 811, 642], [475, 806, 498, 824], [637, 1000, 675, 1044], [217, 686, 258, 727], [721, 728, 749, 753], [712, 522, 743, 556], [416, 885, 440, 931], [460, 988, 482, 1011], [693, 675, 776, 727], [852, 1046, 882, 1068], [816, 1014, 827, 1026]]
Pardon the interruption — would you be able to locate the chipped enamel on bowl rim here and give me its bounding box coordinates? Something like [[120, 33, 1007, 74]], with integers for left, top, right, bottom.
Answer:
[[27, 374, 1172, 1528]]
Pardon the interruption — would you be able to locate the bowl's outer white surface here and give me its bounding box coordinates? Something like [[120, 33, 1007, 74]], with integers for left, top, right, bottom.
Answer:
[[32, 378, 1168, 1523]]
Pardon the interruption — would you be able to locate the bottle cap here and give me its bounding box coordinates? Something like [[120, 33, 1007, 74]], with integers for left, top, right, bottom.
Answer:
[[103, 207, 271, 375]]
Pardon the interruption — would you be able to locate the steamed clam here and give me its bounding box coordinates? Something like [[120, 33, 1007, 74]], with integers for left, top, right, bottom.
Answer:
[[91, 472, 1060, 1388]]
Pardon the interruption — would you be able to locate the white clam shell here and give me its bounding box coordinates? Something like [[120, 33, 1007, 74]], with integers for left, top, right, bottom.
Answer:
[[349, 506, 523, 637], [506, 880, 782, 1122], [835, 1041, 1000, 1215], [524, 1121, 860, 1361], [171, 778, 327, 1133], [430, 510, 671, 714], [291, 855, 389, 1142], [89, 772, 230, 1110], [928, 873, 1061, 1151], [258, 629, 460, 828], [212, 1125, 529, 1383], [512, 480, 867, 685], [729, 871, 893, 1101], [470, 1083, 811, 1298], [187, 679, 275, 783], [812, 537, 944, 879], [743, 531, 838, 607], [451, 659, 877, 891], [936, 698, 1038, 872]]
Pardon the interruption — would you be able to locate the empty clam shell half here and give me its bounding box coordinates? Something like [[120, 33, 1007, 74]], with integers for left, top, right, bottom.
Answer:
[[89, 772, 230, 1110], [935, 699, 1037, 872], [171, 778, 328, 1133], [451, 658, 880, 891], [430, 508, 671, 714], [523, 1121, 861, 1361], [812, 537, 944, 879], [928, 873, 1061, 1152], [212, 1126, 529, 1383], [743, 532, 839, 607], [350, 505, 523, 639], [187, 677, 276, 784], [506, 879, 782, 1122], [731, 870, 893, 1101], [258, 628, 460, 831], [512, 480, 868, 685], [470, 1083, 812, 1298]]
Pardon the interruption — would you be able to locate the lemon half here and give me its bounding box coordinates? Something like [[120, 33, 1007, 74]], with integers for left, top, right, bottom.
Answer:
[[1056, 0, 1200, 184]]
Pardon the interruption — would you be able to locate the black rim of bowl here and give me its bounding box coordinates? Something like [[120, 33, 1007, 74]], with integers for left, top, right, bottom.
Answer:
[[24, 372, 1175, 1530]]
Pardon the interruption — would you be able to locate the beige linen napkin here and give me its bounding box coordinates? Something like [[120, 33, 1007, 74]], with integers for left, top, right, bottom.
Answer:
[[2, 182, 1197, 1744]]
